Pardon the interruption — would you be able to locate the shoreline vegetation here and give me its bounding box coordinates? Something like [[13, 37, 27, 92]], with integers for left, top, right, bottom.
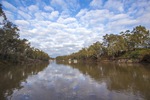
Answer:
[[56, 26, 150, 63], [0, 4, 50, 64]]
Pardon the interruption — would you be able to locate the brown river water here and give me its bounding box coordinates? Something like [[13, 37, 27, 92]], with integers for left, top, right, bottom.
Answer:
[[0, 61, 150, 100]]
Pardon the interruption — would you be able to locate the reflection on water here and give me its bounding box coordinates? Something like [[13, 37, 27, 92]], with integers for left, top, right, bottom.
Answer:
[[0, 61, 150, 100], [0, 62, 49, 100]]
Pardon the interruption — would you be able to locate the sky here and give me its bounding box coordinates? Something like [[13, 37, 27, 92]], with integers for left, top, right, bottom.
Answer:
[[0, 0, 150, 57]]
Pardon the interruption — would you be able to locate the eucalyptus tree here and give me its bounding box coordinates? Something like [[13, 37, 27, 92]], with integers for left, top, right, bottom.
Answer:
[[0, 4, 19, 60], [88, 42, 104, 59], [103, 34, 128, 57], [130, 25, 150, 49], [103, 34, 117, 57]]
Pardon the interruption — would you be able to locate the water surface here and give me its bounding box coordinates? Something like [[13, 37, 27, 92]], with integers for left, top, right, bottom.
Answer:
[[0, 61, 150, 100]]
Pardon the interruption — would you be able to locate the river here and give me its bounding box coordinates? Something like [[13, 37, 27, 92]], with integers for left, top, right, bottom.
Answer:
[[0, 61, 150, 100]]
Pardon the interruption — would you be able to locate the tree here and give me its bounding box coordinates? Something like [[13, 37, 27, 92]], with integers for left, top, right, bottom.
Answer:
[[103, 34, 125, 57], [130, 25, 150, 48], [88, 42, 104, 59], [0, 4, 50, 63]]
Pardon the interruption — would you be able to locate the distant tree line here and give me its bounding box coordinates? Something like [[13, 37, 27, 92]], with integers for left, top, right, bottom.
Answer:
[[0, 4, 50, 63], [56, 25, 150, 61]]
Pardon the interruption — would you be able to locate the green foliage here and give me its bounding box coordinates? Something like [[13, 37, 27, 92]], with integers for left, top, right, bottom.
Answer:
[[128, 26, 150, 49], [130, 51, 140, 58], [122, 49, 150, 59]]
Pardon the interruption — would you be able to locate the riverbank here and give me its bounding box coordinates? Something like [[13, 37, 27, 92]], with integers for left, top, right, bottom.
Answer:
[[0, 58, 49, 66], [56, 47, 150, 64], [56, 49, 150, 64], [97, 57, 150, 63]]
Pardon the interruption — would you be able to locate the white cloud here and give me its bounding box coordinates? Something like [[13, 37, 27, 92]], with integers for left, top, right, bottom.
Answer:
[[2, 1, 17, 11], [60, 11, 70, 18], [4, 10, 14, 21], [111, 14, 129, 21], [77, 9, 112, 28], [51, 0, 67, 10], [18, 10, 32, 20], [137, 13, 150, 29], [50, 0, 80, 14], [90, 0, 103, 8], [57, 17, 77, 24], [108, 19, 138, 28], [30, 10, 59, 21], [44, 6, 54, 11], [0, 16, 3, 23], [17, 14, 100, 57], [28, 5, 39, 12], [19, 6, 28, 13], [126, 0, 150, 29], [15, 20, 30, 26], [49, 23, 67, 29], [104, 0, 124, 12], [65, 0, 80, 11], [49, 11, 59, 20], [76, 9, 88, 18], [34, 12, 44, 20]]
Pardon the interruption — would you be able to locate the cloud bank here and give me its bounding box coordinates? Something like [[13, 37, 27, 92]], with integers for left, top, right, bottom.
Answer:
[[1, 0, 150, 57]]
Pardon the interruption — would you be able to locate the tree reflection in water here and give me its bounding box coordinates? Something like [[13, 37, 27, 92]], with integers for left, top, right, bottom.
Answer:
[[0, 62, 49, 100], [0, 61, 150, 100], [57, 61, 150, 100]]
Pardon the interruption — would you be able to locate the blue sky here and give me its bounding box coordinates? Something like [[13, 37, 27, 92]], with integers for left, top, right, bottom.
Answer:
[[0, 0, 150, 57]]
